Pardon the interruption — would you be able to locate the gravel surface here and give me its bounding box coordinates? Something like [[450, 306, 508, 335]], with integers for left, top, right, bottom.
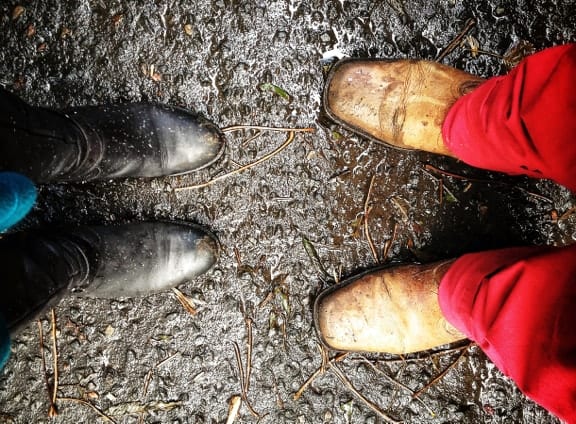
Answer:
[[0, 0, 574, 423]]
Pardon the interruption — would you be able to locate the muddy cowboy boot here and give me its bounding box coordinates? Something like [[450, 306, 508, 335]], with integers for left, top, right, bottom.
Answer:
[[323, 58, 485, 155], [314, 261, 466, 354], [316, 59, 482, 353], [0, 221, 219, 334], [0, 87, 225, 183]]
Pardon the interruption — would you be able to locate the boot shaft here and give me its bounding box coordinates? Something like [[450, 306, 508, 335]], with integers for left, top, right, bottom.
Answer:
[[0, 228, 96, 334], [0, 88, 87, 182]]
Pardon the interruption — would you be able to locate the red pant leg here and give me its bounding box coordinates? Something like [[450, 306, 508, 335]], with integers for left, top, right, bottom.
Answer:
[[439, 245, 576, 423], [442, 44, 576, 192]]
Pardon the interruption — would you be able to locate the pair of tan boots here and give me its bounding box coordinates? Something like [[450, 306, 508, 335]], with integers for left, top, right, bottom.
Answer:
[[315, 59, 485, 354]]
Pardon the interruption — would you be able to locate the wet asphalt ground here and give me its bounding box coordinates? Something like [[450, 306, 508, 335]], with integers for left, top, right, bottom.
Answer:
[[0, 0, 575, 423]]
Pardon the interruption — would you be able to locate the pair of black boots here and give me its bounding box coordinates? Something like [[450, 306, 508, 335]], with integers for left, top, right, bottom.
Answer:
[[0, 88, 224, 334]]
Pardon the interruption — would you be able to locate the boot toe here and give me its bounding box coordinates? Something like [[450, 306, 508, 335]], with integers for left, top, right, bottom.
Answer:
[[85, 221, 220, 298], [324, 59, 483, 154], [153, 105, 226, 175], [130, 221, 220, 295], [314, 264, 466, 354], [324, 59, 404, 146], [165, 222, 220, 282], [314, 274, 405, 353]]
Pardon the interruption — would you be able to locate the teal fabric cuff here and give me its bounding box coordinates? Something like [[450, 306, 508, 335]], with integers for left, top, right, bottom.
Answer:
[[0, 314, 10, 370], [0, 172, 36, 233]]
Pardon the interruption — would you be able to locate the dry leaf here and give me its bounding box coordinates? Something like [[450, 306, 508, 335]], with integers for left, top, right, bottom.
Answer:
[[226, 395, 242, 424], [172, 288, 198, 315]]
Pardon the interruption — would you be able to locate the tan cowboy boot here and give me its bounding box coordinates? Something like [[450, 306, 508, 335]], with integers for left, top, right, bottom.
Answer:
[[314, 261, 466, 354], [323, 59, 484, 155]]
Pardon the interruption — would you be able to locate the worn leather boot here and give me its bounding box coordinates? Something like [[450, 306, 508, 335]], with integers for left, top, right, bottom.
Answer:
[[314, 261, 466, 354], [0, 221, 219, 334], [323, 59, 484, 155], [0, 88, 225, 183]]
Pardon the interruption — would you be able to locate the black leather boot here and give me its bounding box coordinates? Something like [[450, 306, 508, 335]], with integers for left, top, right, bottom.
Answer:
[[0, 221, 219, 334], [0, 88, 225, 183]]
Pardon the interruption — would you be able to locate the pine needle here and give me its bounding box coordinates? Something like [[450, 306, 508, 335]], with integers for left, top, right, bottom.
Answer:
[[221, 125, 314, 133], [330, 364, 403, 424], [293, 350, 348, 401], [413, 345, 469, 398], [58, 398, 117, 423], [175, 130, 301, 191], [49, 309, 59, 415], [363, 175, 379, 263]]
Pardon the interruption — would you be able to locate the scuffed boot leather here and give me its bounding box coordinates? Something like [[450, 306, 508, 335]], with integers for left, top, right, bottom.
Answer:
[[0, 221, 219, 334], [323, 59, 484, 155], [0, 88, 225, 183], [314, 261, 466, 354]]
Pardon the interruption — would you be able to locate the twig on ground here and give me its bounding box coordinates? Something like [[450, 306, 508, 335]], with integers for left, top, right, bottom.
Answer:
[[424, 164, 553, 203], [441, 182, 459, 203], [358, 356, 436, 417], [142, 370, 153, 398], [330, 364, 403, 424], [40, 311, 116, 421], [155, 352, 181, 369], [301, 235, 332, 281], [557, 205, 576, 222], [293, 347, 349, 401], [365, 206, 378, 261], [244, 317, 254, 393], [421, 167, 460, 204], [257, 291, 274, 309], [233, 342, 259, 417], [221, 125, 314, 133], [513, 186, 554, 203], [270, 372, 285, 409], [38, 319, 58, 416], [175, 130, 311, 191], [49, 309, 59, 416], [141, 350, 181, 397], [175, 126, 314, 191], [390, 197, 409, 222], [232, 308, 260, 418], [363, 175, 379, 263], [233, 342, 246, 395], [436, 18, 476, 62], [347, 343, 472, 365], [106, 400, 181, 416], [439, 178, 444, 204], [58, 398, 117, 424], [37, 310, 60, 417], [226, 395, 242, 424], [413, 343, 473, 398], [425, 164, 473, 180], [320, 343, 331, 372], [333, 265, 342, 284], [382, 222, 398, 262], [240, 130, 263, 146]]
